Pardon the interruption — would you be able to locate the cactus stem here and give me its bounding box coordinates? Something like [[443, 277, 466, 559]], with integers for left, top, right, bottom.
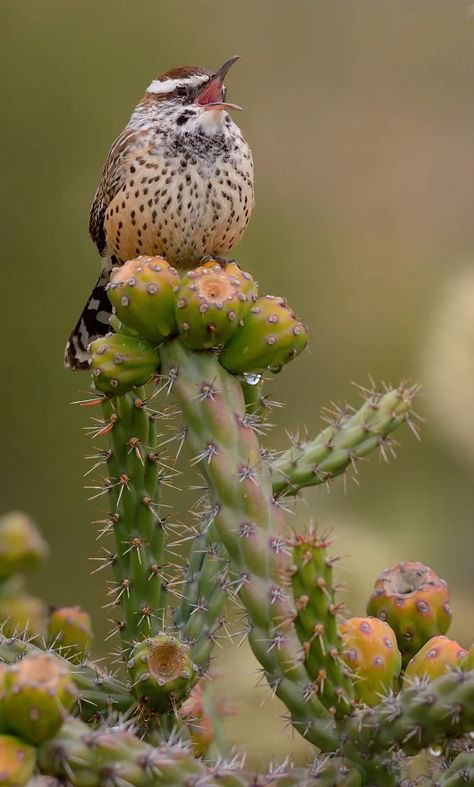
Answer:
[[270, 383, 419, 497]]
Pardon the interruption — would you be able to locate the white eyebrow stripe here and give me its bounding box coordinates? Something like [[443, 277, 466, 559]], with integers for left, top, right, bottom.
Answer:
[[146, 74, 209, 95]]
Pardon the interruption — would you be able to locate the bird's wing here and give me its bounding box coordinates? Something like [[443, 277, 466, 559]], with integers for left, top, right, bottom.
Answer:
[[89, 127, 147, 255]]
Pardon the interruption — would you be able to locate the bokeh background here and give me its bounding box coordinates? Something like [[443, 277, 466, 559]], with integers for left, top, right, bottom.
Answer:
[[1, 0, 473, 764]]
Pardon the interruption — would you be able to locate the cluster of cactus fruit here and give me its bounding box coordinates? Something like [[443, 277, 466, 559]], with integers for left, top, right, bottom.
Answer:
[[90, 257, 307, 394], [1, 256, 472, 785]]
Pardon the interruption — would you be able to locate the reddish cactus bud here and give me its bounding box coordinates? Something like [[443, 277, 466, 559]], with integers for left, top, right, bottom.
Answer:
[[180, 683, 214, 757], [404, 635, 467, 683], [0, 513, 48, 580], [219, 295, 308, 374], [339, 616, 401, 706], [3, 653, 76, 743], [127, 634, 197, 712], [90, 333, 159, 396], [107, 256, 179, 343], [48, 606, 94, 662], [175, 263, 252, 349], [367, 561, 452, 666], [0, 735, 36, 786]]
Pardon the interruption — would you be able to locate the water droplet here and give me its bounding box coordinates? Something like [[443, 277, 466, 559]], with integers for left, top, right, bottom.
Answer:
[[429, 745, 442, 757], [243, 373, 262, 386]]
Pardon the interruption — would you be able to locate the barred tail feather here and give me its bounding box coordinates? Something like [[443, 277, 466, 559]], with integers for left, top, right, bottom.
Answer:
[[64, 272, 113, 370]]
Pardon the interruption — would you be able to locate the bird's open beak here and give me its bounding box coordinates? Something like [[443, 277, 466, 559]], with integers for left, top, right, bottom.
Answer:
[[195, 56, 243, 112]]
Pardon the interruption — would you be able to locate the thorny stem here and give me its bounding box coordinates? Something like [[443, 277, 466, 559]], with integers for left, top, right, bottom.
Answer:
[[99, 389, 167, 655], [270, 384, 419, 497], [160, 338, 339, 751]]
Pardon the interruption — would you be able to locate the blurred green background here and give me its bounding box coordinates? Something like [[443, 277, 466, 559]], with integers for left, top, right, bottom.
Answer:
[[1, 0, 473, 762]]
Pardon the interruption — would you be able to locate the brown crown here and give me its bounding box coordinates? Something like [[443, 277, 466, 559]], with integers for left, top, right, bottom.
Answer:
[[156, 65, 211, 81]]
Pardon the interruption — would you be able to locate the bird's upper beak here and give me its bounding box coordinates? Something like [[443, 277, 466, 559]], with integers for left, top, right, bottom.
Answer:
[[195, 56, 242, 112]]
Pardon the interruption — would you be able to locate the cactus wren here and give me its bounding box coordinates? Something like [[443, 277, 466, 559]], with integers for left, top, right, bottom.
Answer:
[[65, 57, 254, 369]]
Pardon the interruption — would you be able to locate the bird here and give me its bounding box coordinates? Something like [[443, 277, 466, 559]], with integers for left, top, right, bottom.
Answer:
[[65, 56, 254, 370]]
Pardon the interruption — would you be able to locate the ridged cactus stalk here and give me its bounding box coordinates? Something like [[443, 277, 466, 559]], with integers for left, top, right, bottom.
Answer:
[[2, 258, 471, 785]]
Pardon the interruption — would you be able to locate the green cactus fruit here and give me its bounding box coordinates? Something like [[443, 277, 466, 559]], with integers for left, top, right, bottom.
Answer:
[[3, 653, 76, 743], [461, 644, 474, 671], [108, 313, 140, 337], [0, 513, 48, 580], [127, 634, 197, 711], [90, 333, 159, 396], [0, 735, 36, 786], [107, 256, 180, 343], [219, 295, 308, 374], [339, 616, 402, 706], [367, 561, 452, 666], [0, 593, 48, 638], [175, 263, 251, 349], [404, 636, 467, 684], [48, 606, 93, 662]]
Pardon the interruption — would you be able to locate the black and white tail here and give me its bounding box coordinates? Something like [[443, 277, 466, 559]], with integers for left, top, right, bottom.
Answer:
[[64, 271, 113, 370]]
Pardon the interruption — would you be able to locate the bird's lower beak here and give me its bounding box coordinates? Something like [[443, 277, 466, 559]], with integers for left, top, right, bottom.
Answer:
[[201, 101, 242, 112], [195, 56, 242, 112]]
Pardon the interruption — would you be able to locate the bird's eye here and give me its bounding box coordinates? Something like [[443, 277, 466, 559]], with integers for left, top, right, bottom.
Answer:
[[176, 86, 188, 97]]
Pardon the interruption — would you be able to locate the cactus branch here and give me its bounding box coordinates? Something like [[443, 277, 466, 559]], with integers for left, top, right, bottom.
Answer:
[[343, 669, 474, 757], [98, 389, 167, 654], [38, 717, 361, 786], [289, 526, 354, 716], [438, 751, 474, 786], [159, 338, 339, 751], [270, 384, 419, 497], [173, 529, 229, 672]]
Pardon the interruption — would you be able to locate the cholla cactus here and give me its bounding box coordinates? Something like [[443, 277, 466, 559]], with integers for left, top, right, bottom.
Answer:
[[1, 259, 472, 785]]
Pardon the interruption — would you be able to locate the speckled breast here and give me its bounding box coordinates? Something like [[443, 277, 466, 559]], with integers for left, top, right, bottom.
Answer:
[[103, 143, 254, 269]]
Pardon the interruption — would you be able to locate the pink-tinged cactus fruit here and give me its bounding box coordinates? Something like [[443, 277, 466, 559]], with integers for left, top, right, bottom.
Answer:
[[3, 653, 76, 744], [176, 262, 256, 349], [404, 635, 467, 683], [367, 561, 452, 666], [339, 616, 401, 705]]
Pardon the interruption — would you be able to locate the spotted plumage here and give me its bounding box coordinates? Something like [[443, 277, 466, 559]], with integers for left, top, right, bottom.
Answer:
[[65, 57, 254, 369]]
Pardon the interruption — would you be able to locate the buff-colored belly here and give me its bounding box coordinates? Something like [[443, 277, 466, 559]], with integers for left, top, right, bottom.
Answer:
[[104, 159, 253, 268]]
